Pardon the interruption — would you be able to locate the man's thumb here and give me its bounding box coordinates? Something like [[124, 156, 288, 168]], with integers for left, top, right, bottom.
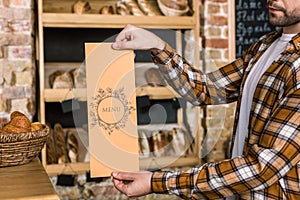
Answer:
[[112, 171, 134, 181]]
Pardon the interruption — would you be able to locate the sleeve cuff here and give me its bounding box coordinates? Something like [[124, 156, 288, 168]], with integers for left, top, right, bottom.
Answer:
[[150, 43, 175, 64], [151, 171, 169, 194]]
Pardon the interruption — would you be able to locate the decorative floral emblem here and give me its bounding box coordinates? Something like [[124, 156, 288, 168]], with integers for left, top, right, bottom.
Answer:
[[89, 87, 135, 134]]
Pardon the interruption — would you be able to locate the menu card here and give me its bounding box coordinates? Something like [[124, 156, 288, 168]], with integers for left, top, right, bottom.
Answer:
[[85, 43, 139, 177]]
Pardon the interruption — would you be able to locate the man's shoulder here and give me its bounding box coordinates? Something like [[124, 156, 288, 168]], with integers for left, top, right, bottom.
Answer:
[[245, 29, 282, 55]]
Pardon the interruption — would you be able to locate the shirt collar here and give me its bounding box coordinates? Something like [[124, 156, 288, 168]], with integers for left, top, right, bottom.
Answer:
[[269, 29, 300, 52], [291, 33, 300, 51]]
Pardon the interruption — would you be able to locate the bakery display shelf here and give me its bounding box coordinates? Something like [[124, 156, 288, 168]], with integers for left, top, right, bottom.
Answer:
[[44, 88, 87, 102], [45, 62, 83, 67], [42, 13, 196, 29], [44, 62, 83, 78], [45, 162, 90, 177], [136, 86, 180, 99], [45, 156, 198, 176], [38, 0, 201, 175], [138, 123, 197, 170], [43, 126, 89, 176], [41, 0, 197, 29], [43, 62, 179, 101], [43, 86, 179, 102]]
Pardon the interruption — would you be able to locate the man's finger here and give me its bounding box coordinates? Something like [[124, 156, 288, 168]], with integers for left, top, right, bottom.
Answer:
[[111, 41, 136, 50], [113, 178, 127, 194], [112, 171, 135, 181], [114, 178, 135, 196]]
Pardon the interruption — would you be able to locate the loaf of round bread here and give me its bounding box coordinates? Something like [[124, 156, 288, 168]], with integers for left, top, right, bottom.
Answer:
[[0, 111, 43, 134]]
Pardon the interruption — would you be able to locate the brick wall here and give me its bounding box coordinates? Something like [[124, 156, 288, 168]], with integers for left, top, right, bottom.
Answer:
[[200, 0, 236, 162], [0, 0, 35, 123], [203, 0, 229, 72]]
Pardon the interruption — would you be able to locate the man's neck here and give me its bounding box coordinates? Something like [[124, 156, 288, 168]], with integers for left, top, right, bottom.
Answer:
[[283, 23, 300, 34]]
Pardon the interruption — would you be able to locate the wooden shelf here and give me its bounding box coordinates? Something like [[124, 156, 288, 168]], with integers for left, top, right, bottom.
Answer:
[[42, 13, 197, 29], [43, 86, 179, 102], [136, 86, 180, 99], [41, 0, 197, 29], [44, 88, 87, 102], [45, 162, 90, 177], [44, 62, 83, 68], [45, 156, 199, 176]]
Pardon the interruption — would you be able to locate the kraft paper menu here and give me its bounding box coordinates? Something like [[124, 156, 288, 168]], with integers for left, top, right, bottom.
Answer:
[[85, 43, 139, 177]]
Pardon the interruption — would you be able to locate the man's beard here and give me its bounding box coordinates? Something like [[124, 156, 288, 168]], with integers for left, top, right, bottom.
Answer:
[[269, 10, 300, 27], [268, 1, 300, 27]]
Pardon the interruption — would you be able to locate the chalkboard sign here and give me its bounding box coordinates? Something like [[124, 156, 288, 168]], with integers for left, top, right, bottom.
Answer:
[[235, 0, 275, 58]]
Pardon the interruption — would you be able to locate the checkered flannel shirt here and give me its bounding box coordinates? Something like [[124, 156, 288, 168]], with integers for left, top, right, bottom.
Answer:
[[150, 29, 300, 199]]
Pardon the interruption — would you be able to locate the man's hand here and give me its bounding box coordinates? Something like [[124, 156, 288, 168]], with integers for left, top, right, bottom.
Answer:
[[112, 24, 165, 50], [112, 171, 153, 198]]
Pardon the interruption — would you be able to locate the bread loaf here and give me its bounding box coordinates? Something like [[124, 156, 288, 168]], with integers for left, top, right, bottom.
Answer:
[[72, 0, 92, 14], [31, 122, 43, 132], [0, 111, 43, 134], [138, 130, 150, 158], [123, 0, 144, 16], [70, 68, 86, 88], [0, 111, 31, 134], [49, 70, 73, 89], [145, 67, 166, 87], [99, 5, 115, 14], [137, 0, 162, 16], [116, 1, 130, 15], [10, 110, 26, 119]]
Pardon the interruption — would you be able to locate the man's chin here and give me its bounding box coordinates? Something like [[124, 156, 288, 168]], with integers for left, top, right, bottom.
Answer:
[[269, 16, 284, 27]]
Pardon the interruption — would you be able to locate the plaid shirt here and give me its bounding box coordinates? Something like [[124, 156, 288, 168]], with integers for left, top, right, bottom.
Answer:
[[150, 29, 300, 200]]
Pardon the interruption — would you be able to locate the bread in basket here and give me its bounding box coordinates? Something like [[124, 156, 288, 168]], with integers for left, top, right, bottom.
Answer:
[[157, 0, 189, 16], [0, 111, 49, 167]]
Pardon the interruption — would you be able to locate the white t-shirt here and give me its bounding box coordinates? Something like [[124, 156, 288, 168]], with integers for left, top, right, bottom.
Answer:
[[232, 33, 295, 158]]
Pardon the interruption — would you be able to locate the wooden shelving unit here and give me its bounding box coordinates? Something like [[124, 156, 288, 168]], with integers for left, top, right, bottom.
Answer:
[[43, 86, 179, 102], [37, 0, 201, 176], [42, 14, 197, 29]]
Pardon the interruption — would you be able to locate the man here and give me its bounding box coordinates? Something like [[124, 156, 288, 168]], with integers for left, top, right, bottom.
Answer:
[[111, 0, 300, 199]]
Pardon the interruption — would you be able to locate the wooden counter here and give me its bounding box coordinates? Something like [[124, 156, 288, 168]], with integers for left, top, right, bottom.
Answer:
[[0, 158, 59, 200]]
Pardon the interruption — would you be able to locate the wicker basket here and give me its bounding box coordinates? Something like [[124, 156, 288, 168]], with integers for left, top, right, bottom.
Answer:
[[157, 0, 189, 16], [0, 125, 49, 167]]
